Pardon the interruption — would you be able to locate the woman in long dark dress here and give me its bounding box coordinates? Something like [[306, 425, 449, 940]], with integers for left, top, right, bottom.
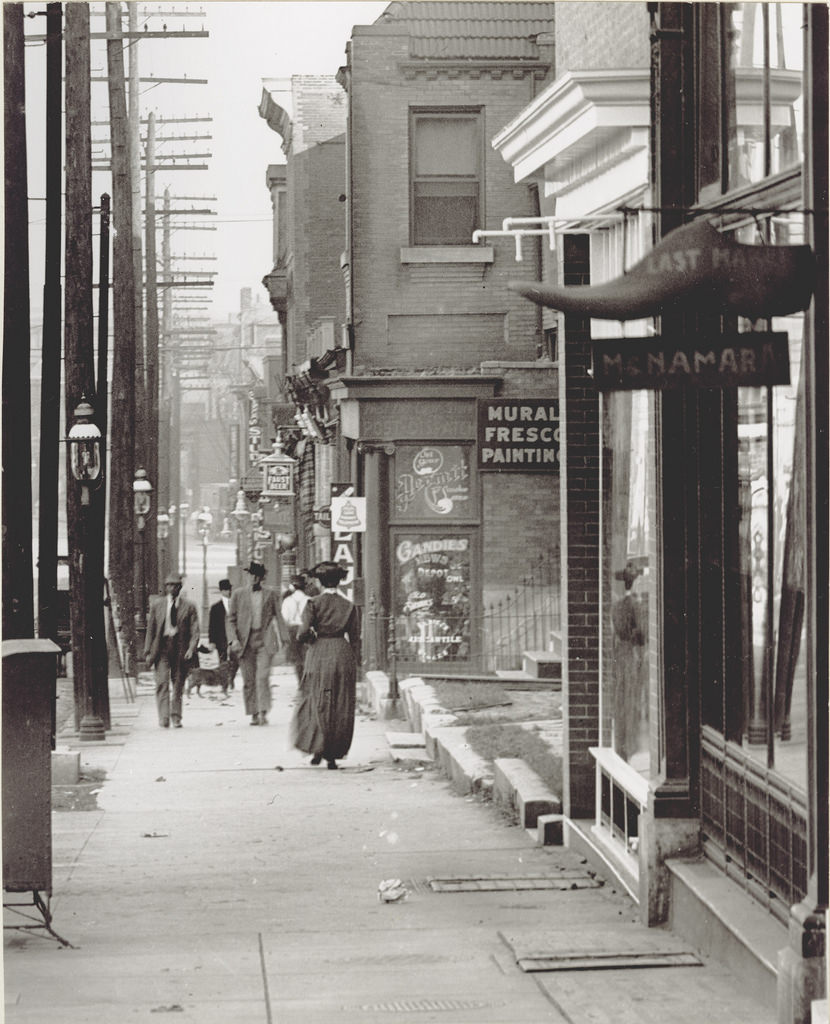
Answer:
[[291, 562, 361, 769]]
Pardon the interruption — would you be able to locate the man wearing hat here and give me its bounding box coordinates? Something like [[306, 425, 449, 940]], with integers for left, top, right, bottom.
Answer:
[[207, 578, 236, 693], [227, 562, 286, 725], [281, 573, 310, 684], [143, 572, 200, 728]]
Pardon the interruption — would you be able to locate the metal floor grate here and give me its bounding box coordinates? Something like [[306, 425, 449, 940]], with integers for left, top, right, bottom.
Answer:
[[427, 871, 601, 893]]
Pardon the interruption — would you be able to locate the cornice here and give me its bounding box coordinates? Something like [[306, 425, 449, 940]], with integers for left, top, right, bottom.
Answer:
[[399, 59, 549, 82]]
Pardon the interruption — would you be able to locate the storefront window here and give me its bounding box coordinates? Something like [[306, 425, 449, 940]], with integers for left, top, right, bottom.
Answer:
[[393, 533, 471, 664], [699, 4, 803, 196], [734, 219, 807, 792], [601, 391, 656, 776], [393, 444, 472, 520]]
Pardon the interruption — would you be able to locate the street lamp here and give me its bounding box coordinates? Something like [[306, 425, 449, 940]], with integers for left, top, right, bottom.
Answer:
[[67, 398, 105, 741], [67, 398, 102, 506], [156, 511, 170, 590], [133, 469, 153, 659], [179, 501, 190, 574], [230, 489, 250, 567], [196, 506, 212, 623]]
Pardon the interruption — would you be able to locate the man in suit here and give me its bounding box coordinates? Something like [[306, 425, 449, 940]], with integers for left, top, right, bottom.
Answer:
[[227, 561, 285, 726], [143, 571, 199, 728], [208, 578, 237, 693]]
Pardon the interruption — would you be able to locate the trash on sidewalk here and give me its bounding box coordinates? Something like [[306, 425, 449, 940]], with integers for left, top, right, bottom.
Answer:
[[142, 832, 169, 839], [150, 1006, 184, 1014], [378, 878, 408, 902], [155, 776, 166, 782]]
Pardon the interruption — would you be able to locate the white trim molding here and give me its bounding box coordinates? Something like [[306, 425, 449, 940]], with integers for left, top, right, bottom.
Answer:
[[492, 69, 650, 189]]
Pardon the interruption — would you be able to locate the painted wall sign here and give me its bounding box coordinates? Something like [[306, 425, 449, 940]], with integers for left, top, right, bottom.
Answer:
[[477, 398, 560, 471], [592, 332, 790, 391], [394, 533, 471, 663], [394, 445, 471, 519]]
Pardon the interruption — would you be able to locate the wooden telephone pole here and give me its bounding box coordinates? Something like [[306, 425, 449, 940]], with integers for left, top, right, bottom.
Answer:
[[105, 0, 137, 668]]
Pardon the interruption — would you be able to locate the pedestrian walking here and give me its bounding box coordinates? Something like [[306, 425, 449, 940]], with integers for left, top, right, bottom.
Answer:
[[143, 572, 199, 728], [291, 561, 361, 769], [227, 561, 285, 726], [281, 573, 310, 683], [208, 578, 237, 693]]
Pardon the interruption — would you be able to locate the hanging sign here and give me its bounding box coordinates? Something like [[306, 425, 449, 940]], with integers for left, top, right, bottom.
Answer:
[[591, 332, 790, 391], [330, 483, 356, 601], [477, 399, 560, 471], [331, 495, 366, 533]]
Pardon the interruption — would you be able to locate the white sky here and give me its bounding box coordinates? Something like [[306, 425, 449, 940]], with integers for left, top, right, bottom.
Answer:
[[24, 1, 388, 323]]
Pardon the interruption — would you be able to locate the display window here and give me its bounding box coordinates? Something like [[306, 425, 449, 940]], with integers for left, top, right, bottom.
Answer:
[[392, 532, 472, 664], [600, 390, 656, 777]]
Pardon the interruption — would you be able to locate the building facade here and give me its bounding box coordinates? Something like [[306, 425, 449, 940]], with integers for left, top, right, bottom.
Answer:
[[329, 0, 561, 673], [494, 4, 827, 1020]]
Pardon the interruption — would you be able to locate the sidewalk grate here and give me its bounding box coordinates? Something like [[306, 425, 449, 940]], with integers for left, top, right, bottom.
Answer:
[[500, 926, 702, 972], [427, 872, 601, 892], [351, 997, 503, 1013]]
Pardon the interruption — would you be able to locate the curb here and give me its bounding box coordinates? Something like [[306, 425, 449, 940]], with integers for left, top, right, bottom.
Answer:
[[364, 672, 562, 844]]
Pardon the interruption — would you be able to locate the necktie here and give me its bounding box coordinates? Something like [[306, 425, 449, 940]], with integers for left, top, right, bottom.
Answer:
[[170, 600, 177, 628]]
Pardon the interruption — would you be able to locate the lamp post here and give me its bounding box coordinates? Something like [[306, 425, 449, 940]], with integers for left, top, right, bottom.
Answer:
[[230, 489, 250, 567], [67, 399, 106, 741], [179, 501, 190, 574], [133, 469, 153, 662], [156, 511, 170, 591], [196, 506, 212, 623]]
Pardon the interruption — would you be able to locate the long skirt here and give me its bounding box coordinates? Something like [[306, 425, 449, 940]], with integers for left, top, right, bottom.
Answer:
[[291, 637, 356, 760]]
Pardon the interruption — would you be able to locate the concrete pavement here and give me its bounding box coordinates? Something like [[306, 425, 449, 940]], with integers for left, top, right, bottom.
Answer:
[[4, 666, 776, 1023]]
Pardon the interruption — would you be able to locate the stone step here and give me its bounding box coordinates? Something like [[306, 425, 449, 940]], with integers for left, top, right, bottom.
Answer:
[[522, 650, 562, 684]]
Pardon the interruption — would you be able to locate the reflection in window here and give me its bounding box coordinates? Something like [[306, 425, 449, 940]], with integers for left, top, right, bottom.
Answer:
[[699, 4, 803, 197], [601, 391, 655, 776], [735, 217, 806, 791]]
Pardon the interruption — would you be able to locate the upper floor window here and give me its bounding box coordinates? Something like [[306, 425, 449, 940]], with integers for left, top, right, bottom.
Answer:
[[410, 109, 482, 245], [698, 3, 803, 197]]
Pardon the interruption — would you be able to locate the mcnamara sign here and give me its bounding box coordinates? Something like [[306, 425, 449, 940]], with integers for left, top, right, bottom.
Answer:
[[591, 332, 790, 391], [477, 399, 560, 471]]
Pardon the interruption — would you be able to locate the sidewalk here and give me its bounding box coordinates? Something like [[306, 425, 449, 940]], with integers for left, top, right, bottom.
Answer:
[[5, 668, 776, 1023]]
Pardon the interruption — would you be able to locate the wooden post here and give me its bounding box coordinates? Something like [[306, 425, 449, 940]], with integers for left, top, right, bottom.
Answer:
[[2, 3, 35, 640], [64, 3, 105, 740], [90, 194, 112, 728], [145, 113, 160, 591], [37, 2, 63, 645], [105, 0, 137, 668]]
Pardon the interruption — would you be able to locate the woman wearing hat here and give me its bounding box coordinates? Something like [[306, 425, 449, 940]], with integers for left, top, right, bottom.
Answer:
[[291, 562, 361, 769]]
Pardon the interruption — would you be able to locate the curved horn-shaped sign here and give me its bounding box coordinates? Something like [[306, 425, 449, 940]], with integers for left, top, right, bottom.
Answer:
[[509, 220, 814, 321]]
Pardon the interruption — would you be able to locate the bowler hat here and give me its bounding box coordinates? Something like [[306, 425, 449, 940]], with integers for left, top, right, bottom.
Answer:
[[246, 561, 267, 578], [218, 579, 232, 591], [164, 571, 182, 585]]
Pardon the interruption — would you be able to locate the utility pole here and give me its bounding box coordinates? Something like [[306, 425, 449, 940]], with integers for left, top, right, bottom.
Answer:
[[38, 2, 63, 644], [91, 193, 111, 727], [161, 187, 177, 576], [2, 3, 35, 639], [106, 0, 137, 670], [64, 2, 105, 740], [128, 3, 147, 508], [145, 112, 161, 590]]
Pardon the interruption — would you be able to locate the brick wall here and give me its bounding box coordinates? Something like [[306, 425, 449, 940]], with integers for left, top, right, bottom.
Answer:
[[348, 27, 545, 372], [289, 138, 347, 369], [559, 233, 600, 819], [555, 2, 649, 73]]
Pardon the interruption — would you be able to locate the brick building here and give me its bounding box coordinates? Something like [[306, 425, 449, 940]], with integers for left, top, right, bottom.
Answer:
[[324, 0, 561, 673], [494, 3, 827, 1020]]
